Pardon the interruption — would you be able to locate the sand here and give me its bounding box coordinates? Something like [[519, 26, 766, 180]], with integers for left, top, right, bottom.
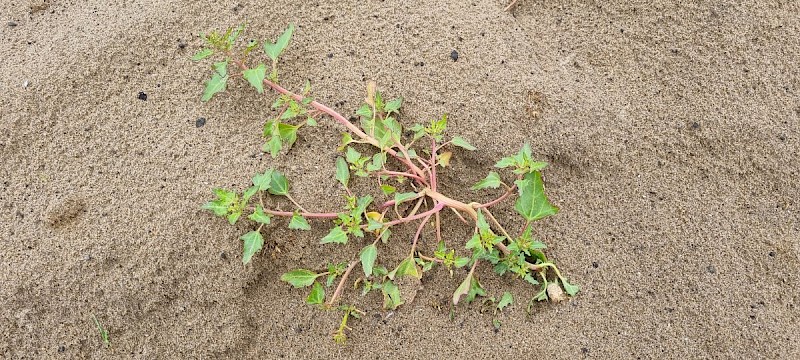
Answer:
[[2, 0, 798, 358]]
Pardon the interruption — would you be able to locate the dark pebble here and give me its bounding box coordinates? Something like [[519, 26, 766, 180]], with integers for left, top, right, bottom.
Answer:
[[58, 345, 65, 353], [327, 53, 333, 58], [450, 49, 459, 61], [8, 21, 17, 27], [581, 347, 589, 354], [178, 42, 187, 49], [220, 251, 227, 259], [137, 92, 147, 101], [768, 251, 775, 257], [592, 261, 599, 268], [196, 117, 206, 128], [691, 121, 700, 129], [706, 265, 716, 274]]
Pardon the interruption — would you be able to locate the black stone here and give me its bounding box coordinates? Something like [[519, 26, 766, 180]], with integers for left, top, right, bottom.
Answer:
[[450, 49, 459, 61], [137, 92, 147, 101], [8, 21, 17, 27], [196, 117, 206, 128]]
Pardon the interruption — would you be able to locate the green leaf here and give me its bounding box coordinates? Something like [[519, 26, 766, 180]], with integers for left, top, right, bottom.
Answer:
[[560, 278, 580, 296], [366, 152, 386, 172], [466, 276, 486, 303], [252, 169, 274, 191], [264, 24, 295, 61], [242, 63, 267, 94], [360, 244, 378, 276], [345, 146, 362, 164], [353, 195, 373, 220], [389, 256, 421, 279], [524, 274, 539, 285], [277, 123, 300, 147], [227, 211, 242, 225], [201, 62, 228, 102], [202, 188, 237, 217], [240, 231, 264, 265], [514, 171, 559, 222], [366, 218, 384, 232], [356, 104, 373, 118], [306, 117, 317, 126], [465, 233, 481, 250], [264, 135, 282, 158], [226, 23, 245, 46], [380, 228, 392, 243], [321, 226, 348, 244], [202, 201, 228, 216], [281, 269, 319, 288], [451, 136, 476, 151], [528, 161, 549, 172], [192, 48, 213, 61], [268, 171, 290, 196], [471, 172, 502, 190], [382, 280, 404, 310], [335, 157, 350, 188], [394, 192, 418, 204], [248, 206, 272, 224], [380, 184, 396, 196], [289, 213, 311, 230], [306, 282, 325, 305], [455, 257, 471, 268], [494, 156, 517, 169], [384, 97, 402, 114], [497, 292, 513, 311], [242, 185, 258, 203], [374, 90, 385, 112]]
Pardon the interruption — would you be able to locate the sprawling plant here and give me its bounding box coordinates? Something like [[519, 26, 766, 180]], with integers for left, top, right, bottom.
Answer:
[[196, 24, 578, 343]]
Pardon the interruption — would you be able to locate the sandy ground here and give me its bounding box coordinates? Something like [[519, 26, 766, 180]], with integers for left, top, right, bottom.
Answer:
[[2, 0, 799, 358]]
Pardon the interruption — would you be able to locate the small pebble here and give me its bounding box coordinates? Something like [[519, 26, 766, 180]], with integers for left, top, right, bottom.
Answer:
[[137, 92, 147, 101], [22, 80, 29, 88], [8, 21, 17, 27], [450, 50, 459, 61], [58, 345, 65, 353], [195, 117, 206, 128]]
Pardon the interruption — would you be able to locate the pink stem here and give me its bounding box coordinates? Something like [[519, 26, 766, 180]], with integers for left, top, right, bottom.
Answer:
[[384, 203, 444, 227], [475, 185, 517, 209], [264, 209, 340, 219], [410, 213, 433, 255]]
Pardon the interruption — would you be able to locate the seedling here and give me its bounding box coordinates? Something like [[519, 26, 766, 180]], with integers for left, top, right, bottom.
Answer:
[[197, 24, 579, 342], [91, 315, 110, 348]]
